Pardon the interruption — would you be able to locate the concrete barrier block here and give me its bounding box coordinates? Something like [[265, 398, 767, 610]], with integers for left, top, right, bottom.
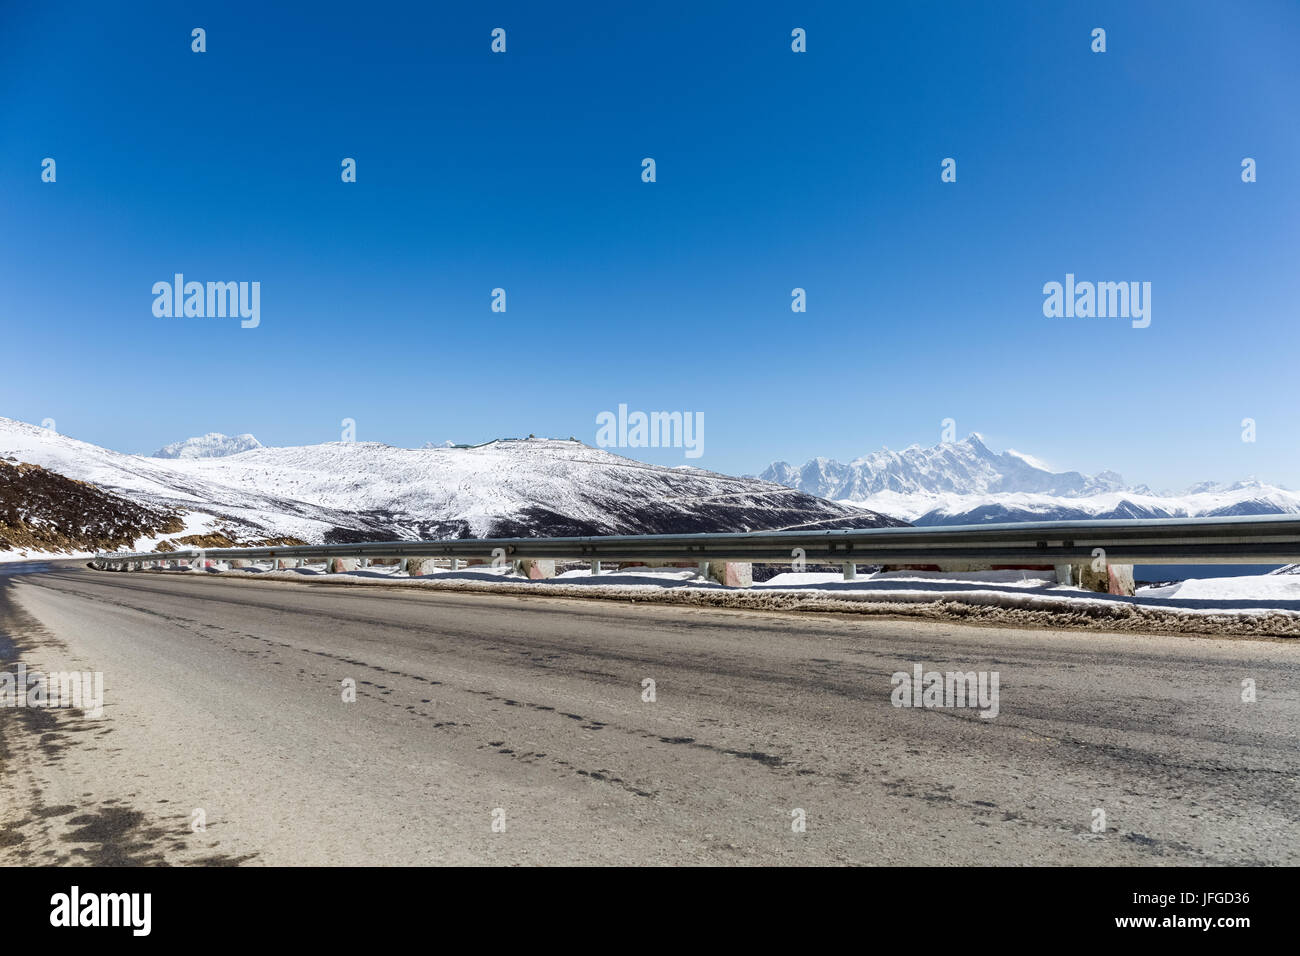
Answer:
[[1072, 561, 1135, 596], [405, 557, 439, 577], [705, 561, 753, 588], [1107, 563, 1136, 596], [515, 558, 556, 580], [325, 557, 360, 573]]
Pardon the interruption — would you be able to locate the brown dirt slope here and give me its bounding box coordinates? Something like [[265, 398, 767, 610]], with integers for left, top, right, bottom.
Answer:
[[0, 459, 184, 554]]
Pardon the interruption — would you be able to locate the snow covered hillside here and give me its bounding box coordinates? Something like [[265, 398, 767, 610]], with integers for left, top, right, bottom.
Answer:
[[0, 417, 903, 550]]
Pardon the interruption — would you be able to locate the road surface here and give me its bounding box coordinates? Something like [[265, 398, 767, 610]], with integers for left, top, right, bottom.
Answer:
[[2, 562, 1297, 865]]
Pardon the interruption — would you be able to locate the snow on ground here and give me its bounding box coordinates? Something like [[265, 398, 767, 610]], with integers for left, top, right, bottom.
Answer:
[[764, 569, 1055, 588], [1138, 575, 1300, 603], [126, 510, 224, 554], [0, 548, 96, 564]]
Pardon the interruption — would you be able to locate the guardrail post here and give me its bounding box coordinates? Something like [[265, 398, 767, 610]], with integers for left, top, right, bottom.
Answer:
[[842, 562, 857, 581], [449, 558, 460, 571], [697, 561, 709, 580], [590, 559, 601, 575]]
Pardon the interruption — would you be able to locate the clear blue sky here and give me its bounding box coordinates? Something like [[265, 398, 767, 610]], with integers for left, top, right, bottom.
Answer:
[[2, 0, 1297, 491]]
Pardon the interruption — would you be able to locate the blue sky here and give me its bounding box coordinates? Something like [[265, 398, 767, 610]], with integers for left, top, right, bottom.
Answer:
[[2, 0, 1297, 491]]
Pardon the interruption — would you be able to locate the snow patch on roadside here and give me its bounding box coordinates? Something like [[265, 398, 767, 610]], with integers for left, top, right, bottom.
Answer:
[[1139, 575, 1300, 603]]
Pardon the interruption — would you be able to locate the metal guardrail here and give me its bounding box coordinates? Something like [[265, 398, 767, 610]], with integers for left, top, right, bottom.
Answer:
[[93, 514, 1300, 569]]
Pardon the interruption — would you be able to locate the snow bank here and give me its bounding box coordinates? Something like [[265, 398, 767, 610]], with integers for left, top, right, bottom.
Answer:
[[765, 569, 1055, 588], [1139, 575, 1300, 603]]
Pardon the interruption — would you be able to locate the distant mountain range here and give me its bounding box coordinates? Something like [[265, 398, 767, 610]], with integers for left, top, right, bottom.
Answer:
[[761, 434, 1133, 498], [0, 418, 902, 556], [849, 483, 1300, 526], [759, 434, 1300, 526], [152, 432, 263, 459]]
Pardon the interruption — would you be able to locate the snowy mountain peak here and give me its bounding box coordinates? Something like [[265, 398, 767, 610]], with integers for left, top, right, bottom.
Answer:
[[761, 434, 1125, 500], [1183, 478, 1272, 495], [152, 432, 263, 459], [1006, 448, 1051, 471]]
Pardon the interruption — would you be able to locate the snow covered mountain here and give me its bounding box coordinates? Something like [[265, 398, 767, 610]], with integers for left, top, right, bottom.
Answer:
[[849, 483, 1300, 526], [761, 434, 1299, 526], [0, 417, 902, 551], [152, 432, 264, 458], [760, 434, 1129, 499]]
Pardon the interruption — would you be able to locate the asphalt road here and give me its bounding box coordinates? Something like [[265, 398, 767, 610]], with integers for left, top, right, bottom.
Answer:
[[2, 562, 1297, 865]]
